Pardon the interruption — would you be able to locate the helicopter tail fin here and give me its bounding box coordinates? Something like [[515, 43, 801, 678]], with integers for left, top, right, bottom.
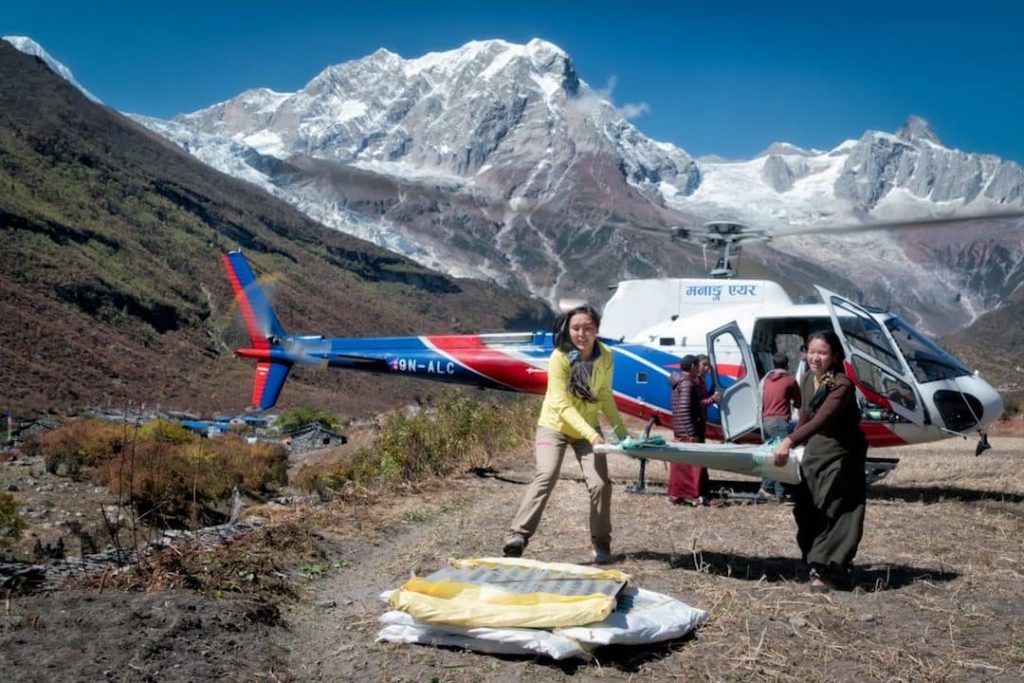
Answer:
[[222, 251, 291, 410], [250, 361, 291, 411]]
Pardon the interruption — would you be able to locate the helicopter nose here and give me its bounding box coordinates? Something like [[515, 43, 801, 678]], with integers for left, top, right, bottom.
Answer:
[[928, 374, 1003, 432], [972, 374, 1005, 426]]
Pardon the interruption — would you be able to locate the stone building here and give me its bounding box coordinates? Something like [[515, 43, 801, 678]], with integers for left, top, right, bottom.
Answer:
[[283, 423, 347, 454]]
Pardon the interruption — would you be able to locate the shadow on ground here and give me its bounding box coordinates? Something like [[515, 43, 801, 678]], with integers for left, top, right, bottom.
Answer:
[[431, 631, 699, 675], [869, 484, 1024, 505], [627, 549, 958, 592]]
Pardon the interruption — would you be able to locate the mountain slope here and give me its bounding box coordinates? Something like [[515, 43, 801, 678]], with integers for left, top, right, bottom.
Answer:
[[135, 38, 1024, 338], [0, 42, 549, 416], [943, 286, 1024, 401]]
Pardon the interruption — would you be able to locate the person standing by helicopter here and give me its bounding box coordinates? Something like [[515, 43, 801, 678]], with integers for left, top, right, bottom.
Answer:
[[502, 303, 629, 565], [759, 351, 801, 500], [667, 354, 721, 505], [771, 330, 868, 591]]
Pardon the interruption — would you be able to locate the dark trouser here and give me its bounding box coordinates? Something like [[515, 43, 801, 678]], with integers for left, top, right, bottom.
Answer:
[[792, 452, 866, 578], [760, 418, 791, 497]]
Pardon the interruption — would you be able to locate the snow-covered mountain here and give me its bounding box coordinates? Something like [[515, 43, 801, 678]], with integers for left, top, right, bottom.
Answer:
[[176, 40, 701, 194], [12, 36, 1024, 335], [3, 36, 100, 103], [154, 37, 1024, 334], [145, 39, 713, 305], [665, 116, 1024, 332]]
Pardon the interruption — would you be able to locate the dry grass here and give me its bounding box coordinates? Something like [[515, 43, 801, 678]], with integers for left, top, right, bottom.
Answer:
[[593, 435, 1024, 681], [276, 434, 1024, 681]]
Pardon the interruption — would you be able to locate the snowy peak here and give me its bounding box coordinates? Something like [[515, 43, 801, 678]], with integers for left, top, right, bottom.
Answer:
[[896, 115, 941, 145], [173, 37, 695, 193], [832, 118, 1024, 210], [3, 35, 100, 103], [400, 38, 572, 81], [301, 38, 576, 98]]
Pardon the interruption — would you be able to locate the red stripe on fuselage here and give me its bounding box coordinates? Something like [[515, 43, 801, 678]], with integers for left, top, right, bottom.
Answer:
[[612, 394, 671, 425], [222, 254, 268, 351], [858, 422, 908, 447], [715, 363, 747, 379], [426, 335, 548, 394]]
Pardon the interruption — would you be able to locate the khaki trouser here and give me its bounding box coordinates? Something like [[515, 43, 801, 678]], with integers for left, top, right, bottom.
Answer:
[[508, 426, 612, 546]]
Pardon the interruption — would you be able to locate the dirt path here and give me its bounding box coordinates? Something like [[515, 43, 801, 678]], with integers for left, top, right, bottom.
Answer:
[[282, 467, 532, 680]]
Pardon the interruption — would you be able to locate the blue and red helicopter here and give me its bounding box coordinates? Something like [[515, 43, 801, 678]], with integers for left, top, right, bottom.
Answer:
[[222, 232, 1005, 459]]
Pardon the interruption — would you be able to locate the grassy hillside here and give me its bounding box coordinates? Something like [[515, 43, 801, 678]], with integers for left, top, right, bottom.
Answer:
[[0, 43, 550, 417]]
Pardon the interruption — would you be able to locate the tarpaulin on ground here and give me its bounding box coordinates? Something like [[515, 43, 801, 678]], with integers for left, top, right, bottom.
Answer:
[[386, 557, 630, 628], [378, 583, 708, 660]]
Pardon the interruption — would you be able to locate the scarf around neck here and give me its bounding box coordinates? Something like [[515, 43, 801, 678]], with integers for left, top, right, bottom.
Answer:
[[566, 344, 600, 402]]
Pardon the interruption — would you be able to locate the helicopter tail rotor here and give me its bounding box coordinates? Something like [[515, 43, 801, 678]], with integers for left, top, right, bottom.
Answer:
[[222, 251, 293, 410]]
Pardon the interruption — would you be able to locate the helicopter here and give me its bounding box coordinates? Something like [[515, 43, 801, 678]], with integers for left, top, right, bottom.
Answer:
[[221, 210, 1020, 480]]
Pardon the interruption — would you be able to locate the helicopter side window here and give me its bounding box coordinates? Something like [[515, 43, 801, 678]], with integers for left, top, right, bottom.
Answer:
[[850, 357, 918, 412], [831, 301, 902, 374]]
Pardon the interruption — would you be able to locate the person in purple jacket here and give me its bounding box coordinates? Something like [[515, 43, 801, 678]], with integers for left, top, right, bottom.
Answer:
[[666, 355, 719, 506]]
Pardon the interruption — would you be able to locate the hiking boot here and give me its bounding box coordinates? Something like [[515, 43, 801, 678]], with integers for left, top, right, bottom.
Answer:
[[502, 532, 527, 558], [592, 542, 613, 565], [808, 566, 851, 593]]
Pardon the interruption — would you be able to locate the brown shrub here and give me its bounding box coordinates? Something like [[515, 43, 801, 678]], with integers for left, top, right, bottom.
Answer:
[[292, 457, 358, 498], [96, 434, 287, 527], [37, 419, 127, 478]]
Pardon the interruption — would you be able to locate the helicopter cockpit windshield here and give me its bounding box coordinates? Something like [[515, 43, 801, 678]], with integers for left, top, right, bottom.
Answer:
[[883, 317, 972, 383]]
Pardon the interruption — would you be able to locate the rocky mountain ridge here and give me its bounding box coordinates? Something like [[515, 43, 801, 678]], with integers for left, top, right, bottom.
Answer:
[[125, 38, 1023, 338]]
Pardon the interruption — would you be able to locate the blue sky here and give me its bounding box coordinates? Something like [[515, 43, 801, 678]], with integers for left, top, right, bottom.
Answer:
[[6, 0, 1023, 163]]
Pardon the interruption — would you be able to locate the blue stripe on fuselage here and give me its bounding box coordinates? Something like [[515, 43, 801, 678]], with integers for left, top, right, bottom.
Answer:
[[609, 344, 730, 427]]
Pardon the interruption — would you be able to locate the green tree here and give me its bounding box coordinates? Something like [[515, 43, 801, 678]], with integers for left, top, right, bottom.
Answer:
[[0, 491, 26, 549], [139, 419, 196, 444], [276, 406, 344, 434]]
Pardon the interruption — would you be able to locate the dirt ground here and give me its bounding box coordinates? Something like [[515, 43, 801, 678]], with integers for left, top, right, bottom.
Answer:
[[3, 432, 1024, 682]]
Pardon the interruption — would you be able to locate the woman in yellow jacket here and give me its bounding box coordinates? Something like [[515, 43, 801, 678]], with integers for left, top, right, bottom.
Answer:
[[502, 304, 629, 564]]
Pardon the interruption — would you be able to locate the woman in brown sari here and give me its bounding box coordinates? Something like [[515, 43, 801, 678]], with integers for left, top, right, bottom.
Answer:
[[771, 330, 868, 591]]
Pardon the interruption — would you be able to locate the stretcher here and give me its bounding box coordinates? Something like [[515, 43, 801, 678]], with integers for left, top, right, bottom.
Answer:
[[594, 437, 803, 485]]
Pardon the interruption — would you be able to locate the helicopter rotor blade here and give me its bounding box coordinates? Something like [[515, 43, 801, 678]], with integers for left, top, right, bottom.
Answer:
[[768, 208, 1024, 238]]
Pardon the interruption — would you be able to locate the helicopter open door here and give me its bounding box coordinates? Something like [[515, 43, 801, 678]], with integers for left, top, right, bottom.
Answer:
[[707, 322, 761, 441], [815, 286, 926, 426]]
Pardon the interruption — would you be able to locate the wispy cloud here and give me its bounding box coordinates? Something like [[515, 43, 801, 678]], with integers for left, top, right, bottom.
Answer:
[[617, 102, 650, 119], [597, 75, 649, 119], [569, 75, 650, 120]]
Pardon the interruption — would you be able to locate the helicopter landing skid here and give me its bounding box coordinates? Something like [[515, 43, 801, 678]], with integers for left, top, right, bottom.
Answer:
[[626, 418, 661, 495], [626, 458, 668, 496], [865, 457, 899, 485]]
